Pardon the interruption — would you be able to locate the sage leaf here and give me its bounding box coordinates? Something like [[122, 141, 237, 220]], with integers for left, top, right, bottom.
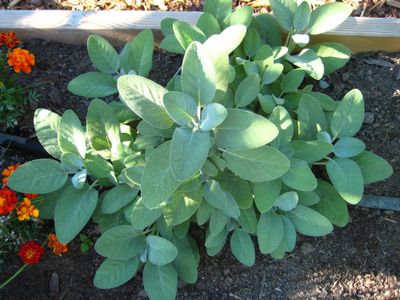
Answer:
[[34, 109, 62, 159], [58, 110, 86, 158], [297, 94, 327, 140], [101, 185, 138, 214], [143, 263, 177, 300], [95, 225, 145, 260], [87, 35, 120, 73], [244, 28, 261, 58], [214, 109, 279, 150], [281, 215, 296, 252], [282, 158, 317, 192], [118, 75, 174, 129], [94, 257, 139, 289], [230, 228, 255, 266], [217, 172, 253, 209], [352, 151, 393, 184], [257, 210, 284, 254], [330, 89, 364, 139], [131, 197, 163, 230], [254, 13, 283, 47], [235, 74, 260, 107], [293, 1, 311, 32], [313, 180, 349, 227], [239, 207, 258, 234], [203, 0, 232, 21], [308, 3, 352, 35], [275, 191, 299, 211], [170, 128, 211, 181], [120, 29, 154, 76], [200, 103, 228, 131], [334, 137, 365, 158], [326, 158, 364, 204], [287, 205, 333, 236], [290, 140, 333, 163], [163, 188, 202, 226], [222, 6, 253, 27], [262, 63, 284, 85], [197, 12, 221, 37], [84, 154, 114, 179], [297, 190, 320, 206], [222, 146, 290, 182], [311, 42, 351, 75], [173, 21, 206, 50], [163, 91, 197, 126], [281, 69, 305, 93], [286, 49, 324, 80], [146, 235, 178, 266], [71, 169, 87, 190], [254, 179, 281, 213], [172, 235, 199, 284], [181, 41, 216, 106], [8, 159, 68, 194], [142, 142, 180, 208], [269, 106, 293, 148], [87, 99, 120, 159], [55, 185, 98, 243], [269, 0, 297, 31], [68, 72, 117, 98]]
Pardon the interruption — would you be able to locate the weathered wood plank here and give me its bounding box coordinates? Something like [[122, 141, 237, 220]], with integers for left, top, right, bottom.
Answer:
[[0, 10, 399, 52]]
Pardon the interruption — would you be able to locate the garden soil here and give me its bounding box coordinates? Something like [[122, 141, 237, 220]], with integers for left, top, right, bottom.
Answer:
[[0, 40, 399, 299]]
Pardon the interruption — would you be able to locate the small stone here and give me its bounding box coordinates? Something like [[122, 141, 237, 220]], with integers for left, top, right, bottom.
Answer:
[[138, 289, 147, 297], [49, 272, 59, 296], [364, 112, 375, 125], [300, 242, 315, 254], [223, 268, 230, 275], [342, 72, 350, 82], [319, 80, 330, 89]]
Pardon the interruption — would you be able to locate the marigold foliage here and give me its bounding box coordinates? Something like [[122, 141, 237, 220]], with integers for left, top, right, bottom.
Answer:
[[7, 1, 394, 299], [18, 240, 45, 265]]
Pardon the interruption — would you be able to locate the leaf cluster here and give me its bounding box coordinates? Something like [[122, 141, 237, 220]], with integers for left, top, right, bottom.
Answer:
[[7, 1, 393, 299]]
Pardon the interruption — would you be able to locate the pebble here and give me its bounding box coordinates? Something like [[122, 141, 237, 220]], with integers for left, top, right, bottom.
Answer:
[[300, 242, 315, 255], [342, 72, 350, 82], [49, 272, 59, 296], [364, 112, 375, 124]]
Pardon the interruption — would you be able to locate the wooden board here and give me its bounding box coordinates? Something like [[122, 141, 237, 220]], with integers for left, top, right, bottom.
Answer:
[[0, 10, 399, 52]]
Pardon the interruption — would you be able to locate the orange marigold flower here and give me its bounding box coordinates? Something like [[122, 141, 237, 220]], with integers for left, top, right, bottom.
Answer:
[[0, 32, 21, 49], [2, 164, 20, 185], [48, 234, 68, 255], [0, 186, 18, 215], [16, 198, 39, 221], [7, 48, 35, 74], [18, 241, 44, 265]]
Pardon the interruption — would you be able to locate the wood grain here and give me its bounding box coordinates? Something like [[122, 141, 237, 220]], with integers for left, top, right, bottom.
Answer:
[[0, 10, 399, 52]]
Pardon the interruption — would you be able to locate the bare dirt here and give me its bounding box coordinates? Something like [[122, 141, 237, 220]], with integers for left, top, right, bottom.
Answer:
[[0, 40, 399, 299]]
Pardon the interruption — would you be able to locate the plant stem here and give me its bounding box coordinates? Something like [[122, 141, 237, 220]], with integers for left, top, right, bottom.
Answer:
[[284, 30, 293, 48], [22, 80, 51, 90], [0, 264, 28, 289]]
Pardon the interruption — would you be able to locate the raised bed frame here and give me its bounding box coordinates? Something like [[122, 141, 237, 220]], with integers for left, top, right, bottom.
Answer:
[[0, 10, 399, 52]]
